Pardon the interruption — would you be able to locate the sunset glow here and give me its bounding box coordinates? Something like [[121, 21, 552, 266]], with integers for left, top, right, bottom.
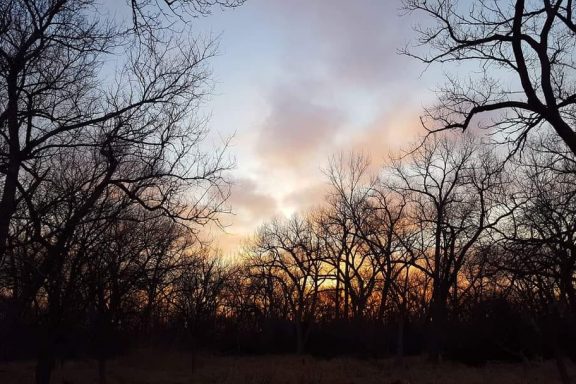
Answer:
[[187, 0, 440, 254], [5, 1, 576, 382]]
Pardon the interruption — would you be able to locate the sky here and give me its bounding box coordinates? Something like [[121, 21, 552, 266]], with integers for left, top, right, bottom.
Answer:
[[107, 0, 444, 256], [189, 0, 446, 256]]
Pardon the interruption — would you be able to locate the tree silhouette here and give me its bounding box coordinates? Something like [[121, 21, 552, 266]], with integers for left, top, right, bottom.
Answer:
[[403, 0, 576, 156]]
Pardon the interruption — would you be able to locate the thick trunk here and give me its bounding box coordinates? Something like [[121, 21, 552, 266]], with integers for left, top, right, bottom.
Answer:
[[547, 305, 573, 384], [0, 70, 22, 264], [35, 346, 55, 384], [560, 261, 576, 316], [377, 276, 391, 323], [344, 255, 350, 320], [0, 160, 19, 259], [427, 285, 449, 362], [98, 357, 107, 384], [335, 272, 340, 320], [35, 287, 63, 384], [548, 112, 576, 158], [395, 314, 405, 366], [296, 321, 304, 355], [428, 212, 445, 361]]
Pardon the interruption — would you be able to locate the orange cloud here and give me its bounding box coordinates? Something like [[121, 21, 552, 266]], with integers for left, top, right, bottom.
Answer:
[[346, 106, 426, 165], [282, 182, 331, 214], [202, 177, 279, 256]]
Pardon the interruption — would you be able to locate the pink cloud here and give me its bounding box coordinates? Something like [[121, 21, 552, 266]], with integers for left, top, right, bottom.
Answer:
[[256, 82, 347, 168], [206, 0, 434, 255], [282, 182, 331, 213], [228, 177, 279, 223], [345, 105, 426, 163], [206, 177, 280, 256]]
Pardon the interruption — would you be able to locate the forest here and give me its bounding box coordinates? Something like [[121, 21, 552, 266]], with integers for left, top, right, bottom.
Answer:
[[2, 1, 576, 384]]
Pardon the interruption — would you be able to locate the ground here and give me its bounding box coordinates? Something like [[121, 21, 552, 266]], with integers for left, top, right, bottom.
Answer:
[[0, 350, 570, 384]]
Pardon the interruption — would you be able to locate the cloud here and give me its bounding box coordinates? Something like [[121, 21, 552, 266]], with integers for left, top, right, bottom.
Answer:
[[228, 177, 279, 224], [205, 176, 280, 256], [247, 0, 423, 174], [255, 82, 347, 169], [282, 182, 331, 214], [258, 0, 416, 89], [204, 0, 434, 256], [346, 106, 425, 162]]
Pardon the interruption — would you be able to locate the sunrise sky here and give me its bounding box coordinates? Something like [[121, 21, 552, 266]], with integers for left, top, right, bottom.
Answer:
[[108, 0, 445, 255], [192, 0, 447, 255]]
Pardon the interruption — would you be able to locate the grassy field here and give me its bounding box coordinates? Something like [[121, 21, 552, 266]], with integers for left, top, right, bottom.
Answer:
[[0, 350, 571, 384]]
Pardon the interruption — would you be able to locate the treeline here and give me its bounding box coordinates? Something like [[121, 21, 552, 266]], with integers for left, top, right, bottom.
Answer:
[[5, 132, 576, 379], [4, 1, 576, 384], [235, 134, 576, 365]]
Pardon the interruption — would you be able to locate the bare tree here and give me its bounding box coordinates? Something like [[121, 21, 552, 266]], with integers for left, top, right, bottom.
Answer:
[[85, 209, 192, 384], [0, 1, 231, 383], [319, 154, 378, 322], [248, 216, 324, 354], [323, 154, 409, 323], [129, 0, 245, 26], [403, 0, 576, 156], [490, 134, 576, 383], [0, 0, 230, 263], [172, 250, 231, 343], [390, 135, 509, 359]]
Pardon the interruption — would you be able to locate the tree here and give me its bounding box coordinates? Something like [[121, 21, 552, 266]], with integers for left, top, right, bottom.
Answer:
[[248, 216, 324, 354], [0, 1, 231, 383], [403, 0, 576, 156], [172, 250, 231, 344], [390, 135, 509, 359], [85, 210, 192, 384], [128, 0, 245, 35], [320, 154, 379, 322], [0, 0, 230, 262], [403, 1, 576, 373], [491, 134, 576, 383], [322, 154, 409, 324]]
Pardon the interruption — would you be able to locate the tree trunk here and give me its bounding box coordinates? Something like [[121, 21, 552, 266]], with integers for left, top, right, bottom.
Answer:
[[378, 275, 391, 323], [296, 322, 304, 355], [98, 357, 107, 384], [548, 308, 572, 384], [344, 254, 350, 320], [395, 314, 405, 366], [554, 346, 572, 384], [35, 348, 55, 384], [335, 272, 340, 320], [427, 286, 448, 362], [0, 70, 22, 264]]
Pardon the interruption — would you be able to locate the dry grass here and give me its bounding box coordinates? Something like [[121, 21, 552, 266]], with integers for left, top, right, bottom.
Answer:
[[0, 349, 572, 384]]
